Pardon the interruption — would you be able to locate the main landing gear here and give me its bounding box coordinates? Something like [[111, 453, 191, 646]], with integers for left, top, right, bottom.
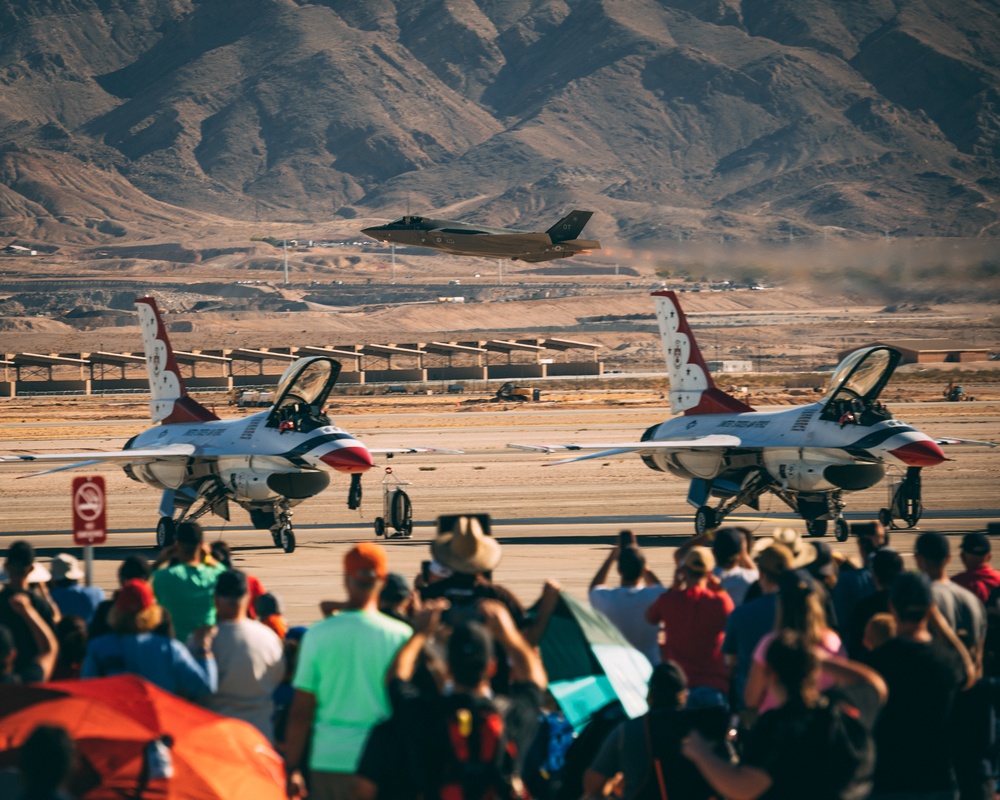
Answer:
[[689, 476, 853, 541], [269, 504, 296, 553], [879, 467, 923, 530]]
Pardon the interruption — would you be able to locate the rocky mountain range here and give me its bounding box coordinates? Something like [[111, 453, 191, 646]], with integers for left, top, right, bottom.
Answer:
[[1, 0, 998, 247]]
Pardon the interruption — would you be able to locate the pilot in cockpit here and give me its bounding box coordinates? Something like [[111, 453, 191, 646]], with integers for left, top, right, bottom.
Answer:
[[276, 401, 330, 434]]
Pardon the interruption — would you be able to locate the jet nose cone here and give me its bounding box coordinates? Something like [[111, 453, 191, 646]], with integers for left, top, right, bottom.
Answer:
[[889, 439, 948, 467], [320, 445, 374, 473], [360, 227, 378, 236]]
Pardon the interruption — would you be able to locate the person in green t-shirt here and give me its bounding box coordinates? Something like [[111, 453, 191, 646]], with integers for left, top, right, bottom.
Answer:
[[151, 522, 226, 642], [285, 543, 411, 800]]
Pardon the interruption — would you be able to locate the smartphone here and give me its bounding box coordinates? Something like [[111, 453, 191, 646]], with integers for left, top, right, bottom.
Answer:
[[421, 560, 432, 583], [619, 529, 636, 547], [437, 513, 492, 537]]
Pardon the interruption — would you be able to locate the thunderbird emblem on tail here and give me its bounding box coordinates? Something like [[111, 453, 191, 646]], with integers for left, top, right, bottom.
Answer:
[[510, 291, 995, 539]]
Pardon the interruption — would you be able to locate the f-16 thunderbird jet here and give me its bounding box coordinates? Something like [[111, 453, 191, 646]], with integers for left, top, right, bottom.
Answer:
[[0, 297, 461, 553], [510, 291, 995, 539], [360, 210, 600, 262]]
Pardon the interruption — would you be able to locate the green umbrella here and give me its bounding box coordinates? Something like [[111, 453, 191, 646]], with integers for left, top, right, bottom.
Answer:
[[536, 592, 652, 729]]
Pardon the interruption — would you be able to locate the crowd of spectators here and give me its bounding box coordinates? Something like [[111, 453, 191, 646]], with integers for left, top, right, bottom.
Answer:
[[1, 517, 999, 800]]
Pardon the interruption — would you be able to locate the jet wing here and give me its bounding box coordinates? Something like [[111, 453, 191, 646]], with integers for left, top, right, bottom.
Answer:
[[935, 437, 998, 447], [508, 434, 741, 465], [368, 446, 464, 455], [0, 443, 197, 478]]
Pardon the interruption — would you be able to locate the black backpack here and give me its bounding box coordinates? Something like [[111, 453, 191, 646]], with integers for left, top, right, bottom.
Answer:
[[636, 708, 726, 800], [434, 695, 529, 800], [808, 697, 875, 800]]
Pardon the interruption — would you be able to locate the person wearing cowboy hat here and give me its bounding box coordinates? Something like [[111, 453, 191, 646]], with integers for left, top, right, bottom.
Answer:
[[419, 515, 527, 630], [49, 553, 105, 625]]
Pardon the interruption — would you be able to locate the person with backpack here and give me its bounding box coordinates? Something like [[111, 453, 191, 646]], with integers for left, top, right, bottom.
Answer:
[[355, 598, 547, 800], [682, 630, 887, 800], [583, 660, 724, 800]]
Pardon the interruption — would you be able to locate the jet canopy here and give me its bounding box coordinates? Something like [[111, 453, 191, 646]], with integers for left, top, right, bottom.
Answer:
[[392, 216, 423, 226], [268, 357, 341, 432], [821, 346, 901, 422]]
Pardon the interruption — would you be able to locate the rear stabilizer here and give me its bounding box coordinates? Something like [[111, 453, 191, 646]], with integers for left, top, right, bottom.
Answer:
[[546, 210, 594, 242], [652, 291, 755, 416], [135, 297, 219, 425]]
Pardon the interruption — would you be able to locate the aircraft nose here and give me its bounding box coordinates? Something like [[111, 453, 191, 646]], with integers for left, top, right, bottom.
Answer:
[[320, 445, 374, 473], [889, 439, 948, 467]]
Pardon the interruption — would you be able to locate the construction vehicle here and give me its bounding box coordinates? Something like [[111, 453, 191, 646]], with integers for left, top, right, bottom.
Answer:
[[944, 381, 975, 402], [494, 383, 541, 402]]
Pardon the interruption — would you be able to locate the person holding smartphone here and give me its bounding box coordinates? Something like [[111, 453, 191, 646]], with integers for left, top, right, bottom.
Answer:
[[588, 531, 664, 666]]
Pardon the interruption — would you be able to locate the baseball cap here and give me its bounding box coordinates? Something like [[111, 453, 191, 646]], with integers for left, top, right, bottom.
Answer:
[[712, 528, 744, 563], [890, 571, 933, 619], [806, 541, 836, 579], [5, 541, 34, 570], [115, 579, 155, 614], [961, 532, 991, 556], [344, 543, 388, 581], [778, 568, 818, 599], [756, 544, 794, 578], [915, 531, 950, 562], [215, 569, 248, 599], [380, 572, 410, 604], [683, 546, 716, 575], [648, 660, 687, 698]]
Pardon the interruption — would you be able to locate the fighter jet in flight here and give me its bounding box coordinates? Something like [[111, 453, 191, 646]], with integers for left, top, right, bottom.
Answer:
[[360, 210, 600, 262]]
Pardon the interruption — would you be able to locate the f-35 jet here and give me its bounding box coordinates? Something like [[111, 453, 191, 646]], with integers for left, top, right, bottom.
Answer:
[[360, 210, 600, 262]]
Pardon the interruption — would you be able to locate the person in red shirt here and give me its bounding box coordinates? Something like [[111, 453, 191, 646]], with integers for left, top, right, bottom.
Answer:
[[952, 531, 1000, 605], [645, 546, 734, 698]]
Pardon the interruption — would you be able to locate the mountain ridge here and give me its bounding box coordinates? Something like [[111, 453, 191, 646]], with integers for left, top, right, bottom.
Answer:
[[0, 0, 997, 246]]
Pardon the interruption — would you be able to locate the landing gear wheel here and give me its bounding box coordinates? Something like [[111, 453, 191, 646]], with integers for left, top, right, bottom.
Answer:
[[806, 519, 828, 538], [348, 473, 363, 510], [374, 517, 385, 537], [271, 528, 282, 547], [834, 518, 850, 543], [280, 526, 296, 554], [156, 517, 176, 549], [389, 490, 412, 535], [694, 506, 717, 536]]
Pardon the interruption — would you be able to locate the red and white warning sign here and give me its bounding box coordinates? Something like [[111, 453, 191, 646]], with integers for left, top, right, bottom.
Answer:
[[72, 475, 107, 545]]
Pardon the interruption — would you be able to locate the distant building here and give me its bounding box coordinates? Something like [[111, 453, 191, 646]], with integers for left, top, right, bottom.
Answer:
[[838, 340, 990, 364], [706, 360, 753, 373]]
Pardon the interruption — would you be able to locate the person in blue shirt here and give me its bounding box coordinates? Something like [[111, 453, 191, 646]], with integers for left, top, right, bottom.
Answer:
[[82, 579, 216, 700], [48, 553, 105, 625]]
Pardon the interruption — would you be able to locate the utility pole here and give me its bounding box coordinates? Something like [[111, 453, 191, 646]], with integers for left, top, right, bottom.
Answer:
[[391, 243, 396, 282], [283, 240, 289, 285]]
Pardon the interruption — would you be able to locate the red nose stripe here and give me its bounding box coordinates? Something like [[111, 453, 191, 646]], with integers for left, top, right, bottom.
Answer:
[[889, 440, 947, 467], [320, 446, 374, 473]]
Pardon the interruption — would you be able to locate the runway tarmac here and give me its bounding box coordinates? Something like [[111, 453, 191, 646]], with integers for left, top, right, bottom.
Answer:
[[2, 400, 998, 626]]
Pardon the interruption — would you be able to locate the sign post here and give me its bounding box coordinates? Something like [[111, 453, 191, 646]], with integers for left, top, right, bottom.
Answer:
[[72, 476, 107, 587]]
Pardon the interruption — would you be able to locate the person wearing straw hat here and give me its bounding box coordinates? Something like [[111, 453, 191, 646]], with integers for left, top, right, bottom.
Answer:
[[419, 515, 527, 630], [49, 553, 105, 625]]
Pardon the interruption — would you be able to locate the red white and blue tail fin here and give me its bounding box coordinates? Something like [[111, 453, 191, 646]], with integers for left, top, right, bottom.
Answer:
[[652, 291, 755, 416], [135, 297, 219, 425]]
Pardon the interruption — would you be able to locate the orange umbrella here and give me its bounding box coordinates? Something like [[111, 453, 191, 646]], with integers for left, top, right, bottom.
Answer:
[[0, 674, 285, 799]]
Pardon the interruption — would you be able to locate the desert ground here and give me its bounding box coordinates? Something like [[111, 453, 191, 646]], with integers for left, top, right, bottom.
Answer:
[[1, 390, 997, 626]]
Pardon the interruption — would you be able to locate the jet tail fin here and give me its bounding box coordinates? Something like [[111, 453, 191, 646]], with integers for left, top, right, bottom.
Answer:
[[547, 210, 594, 242], [135, 297, 220, 425], [652, 291, 755, 416]]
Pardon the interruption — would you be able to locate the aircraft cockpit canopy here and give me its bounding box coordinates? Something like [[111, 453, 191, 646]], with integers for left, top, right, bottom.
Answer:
[[268, 356, 342, 432], [394, 216, 423, 226], [821, 346, 901, 424]]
